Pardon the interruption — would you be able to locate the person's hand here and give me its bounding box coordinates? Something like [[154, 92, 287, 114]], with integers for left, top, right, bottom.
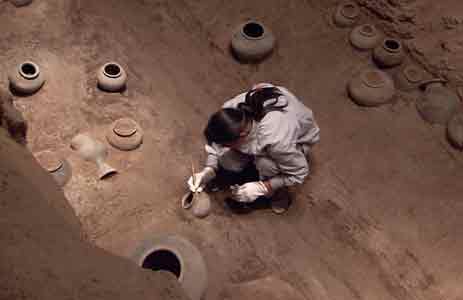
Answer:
[[187, 167, 216, 192], [231, 181, 269, 203]]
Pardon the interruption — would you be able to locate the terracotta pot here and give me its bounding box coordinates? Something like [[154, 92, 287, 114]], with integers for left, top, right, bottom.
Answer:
[[231, 20, 275, 63], [394, 65, 425, 92], [97, 62, 127, 92], [347, 69, 395, 106], [70, 133, 117, 179], [333, 2, 360, 28], [447, 112, 463, 149], [132, 235, 208, 300], [106, 118, 143, 151], [34, 150, 72, 187], [373, 38, 405, 68], [416, 81, 460, 125], [181, 191, 211, 219], [9, 0, 33, 7], [349, 24, 382, 50], [8, 61, 45, 95]]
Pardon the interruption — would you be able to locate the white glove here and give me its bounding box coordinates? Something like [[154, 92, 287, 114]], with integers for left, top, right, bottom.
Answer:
[[187, 167, 216, 192], [232, 181, 269, 203]]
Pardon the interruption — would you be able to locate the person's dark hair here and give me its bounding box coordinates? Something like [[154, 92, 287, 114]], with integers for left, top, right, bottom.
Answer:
[[204, 86, 287, 145]]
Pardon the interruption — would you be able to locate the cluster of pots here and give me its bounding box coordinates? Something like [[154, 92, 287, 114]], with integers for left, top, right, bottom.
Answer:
[[334, 2, 463, 150]]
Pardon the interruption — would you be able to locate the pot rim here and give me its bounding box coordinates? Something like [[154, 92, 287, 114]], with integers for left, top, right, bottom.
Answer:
[[383, 38, 402, 53], [112, 118, 138, 137], [340, 3, 359, 19], [240, 20, 266, 40], [103, 62, 123, 78], [403, 66, 422, 83], [18, 61, 40, 80], [361, 70, 386, 88], [359, 24, 376, 37]]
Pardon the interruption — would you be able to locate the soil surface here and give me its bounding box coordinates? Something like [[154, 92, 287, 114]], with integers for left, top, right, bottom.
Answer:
[[1, 1, 463, 300]]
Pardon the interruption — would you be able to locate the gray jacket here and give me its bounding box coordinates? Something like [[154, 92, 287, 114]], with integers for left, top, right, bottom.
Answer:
[[205, 85, 320, 189]]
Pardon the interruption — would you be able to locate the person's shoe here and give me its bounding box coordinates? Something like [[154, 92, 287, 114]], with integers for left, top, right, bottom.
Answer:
[[270, 188, 292, 214]]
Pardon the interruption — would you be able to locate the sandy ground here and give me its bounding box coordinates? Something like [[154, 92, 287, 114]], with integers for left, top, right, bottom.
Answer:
[[1, 0, 463, 300]]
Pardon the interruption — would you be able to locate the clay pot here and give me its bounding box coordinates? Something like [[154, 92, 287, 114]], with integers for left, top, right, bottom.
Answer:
[[333, 2, 360, 28], [349, 24, 382, 50], [9, 0, 33, 7], [416, 81, 460, 125], [181, 191, 211, 219], [133, 235, 208, 300], [347, 69, 395, 106], [8, 61, 45, 95], [106, 118, 143, 151], [97, 62, 127, 92], [447, 112, 463, 150], [231, 20, 275, 63], [395, 65, 425, 91], [373, 38, 405, 68], [70, 133, 117, 179], [34, 150, 72, 187]]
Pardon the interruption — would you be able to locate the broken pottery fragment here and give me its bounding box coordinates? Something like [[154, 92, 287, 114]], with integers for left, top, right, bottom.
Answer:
[[8, 61, 45, 95], [349, 24, 382, 50], [333, 2, 360, 28], [70, 133, 117, 179], [231, 20, 275, 63], [348, 69, 395, 106], [106, 118, 143, 151], [373, 38, 405, 68], [181, 191, 211, 219], [97, 62, 127, 92]]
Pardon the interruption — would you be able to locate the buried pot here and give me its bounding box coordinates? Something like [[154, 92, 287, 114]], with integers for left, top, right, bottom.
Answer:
[[70, 133, 117, 179], [181, 191, 211, 219], [106, 118, 143, 151], [347, 69, 395, 106], [97, 62, 127, 92], [333, 2, 360, 28], [395, 65, 425, 91], [349, 24, 382, 50], [231, 20, 275, 63], [132, 235, 208, 300], [373, 38, 405, 68], [8, 61, 45, 95], [34, 150, 72, 187]]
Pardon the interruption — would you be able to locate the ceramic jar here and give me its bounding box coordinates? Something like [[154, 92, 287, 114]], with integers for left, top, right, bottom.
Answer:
[[34, 150, 72, 187], [70, 133, 117, 179], [395, 65, 425, 91], [97, 62, 127, 92], [349, 24, 382, 50], [132, 235, 208, 300], [9, 0, 33, 7], [373, 38, 405, 68], [8, 61, 45, 95], [181, 191, 211, 219], [333, 2, 360, 28], [447, 112, 463, 149], [106, 118, 143, 151], [347, 69, 395, 106], [416, 81, 460, 125], [231, 20, 275, 63]]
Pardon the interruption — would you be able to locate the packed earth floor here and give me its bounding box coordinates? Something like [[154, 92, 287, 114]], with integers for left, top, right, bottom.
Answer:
[[2, 0, 463, 300]]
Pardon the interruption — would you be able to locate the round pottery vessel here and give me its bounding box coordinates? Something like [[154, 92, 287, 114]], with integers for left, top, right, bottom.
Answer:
[[70, 133, 117, 179], [416, 81, 460, 125], [106, 118, 143, 151], [9, 0, 33, 7], [97, 62, 127, 92], [373, 38, 405, 68], [132, 235, 208, 300], [348, 69, 395, 106], [34, 150, 72, 187], [181, 191, 211, 219], [349, 24, 382, 50], [333, 2, 360, 28], [231, 20, 275, 63], [8, 61, 45, 95], [395, 65, 425, 91], [447, 112, 463, 149]]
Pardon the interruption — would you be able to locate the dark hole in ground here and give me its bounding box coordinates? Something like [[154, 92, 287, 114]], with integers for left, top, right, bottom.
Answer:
[[243, 22, 264, 38], [142, 249, 182, 278], [21, 63, 37, 76], [104, 64, 121, 76]]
